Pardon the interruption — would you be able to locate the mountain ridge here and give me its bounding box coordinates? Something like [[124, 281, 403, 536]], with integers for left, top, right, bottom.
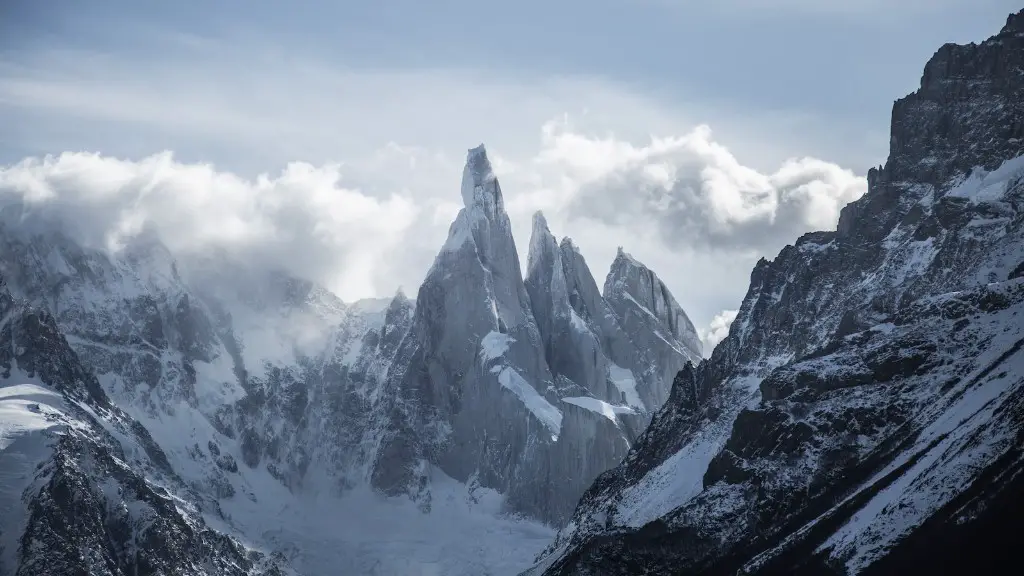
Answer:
[[529, 9, 1024, 575], [367, 143, 701, 525], [0, 135, 702, 573]]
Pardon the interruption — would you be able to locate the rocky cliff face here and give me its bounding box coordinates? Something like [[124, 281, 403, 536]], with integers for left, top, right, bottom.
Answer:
[[369, 145, 699, 525], [531, 10, 1024, 575], [603, 248, 702, 409]]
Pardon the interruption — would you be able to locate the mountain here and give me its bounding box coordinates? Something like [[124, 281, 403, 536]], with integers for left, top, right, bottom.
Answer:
[[0, 143, 700, 572], [0, 274, 288, 576], [530, 10, 1024, 575], [369, 144, 700, 525], [0, 218, 406, 499]]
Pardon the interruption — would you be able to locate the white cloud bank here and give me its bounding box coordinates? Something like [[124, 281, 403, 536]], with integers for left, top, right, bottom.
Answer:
[[1, 152, 419, 299], [532, 121, 865, 252], [0, 120, 865, 339], [700, 309, 740, 353], [0, 38, 871, 335]]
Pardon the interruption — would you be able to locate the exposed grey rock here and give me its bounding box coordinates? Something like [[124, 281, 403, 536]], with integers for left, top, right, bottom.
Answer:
[[526, 213, 615, 404], [370, 145, 561, 515], [603, 247, 702, 408], [370, 147, 702, 525]]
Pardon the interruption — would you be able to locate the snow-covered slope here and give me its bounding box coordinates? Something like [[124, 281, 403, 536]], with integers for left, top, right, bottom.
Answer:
[[531, 10, 1024, 575]]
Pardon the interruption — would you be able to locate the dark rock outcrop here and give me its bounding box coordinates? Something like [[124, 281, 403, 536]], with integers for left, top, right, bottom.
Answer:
[[532, 10, 1024, 575]]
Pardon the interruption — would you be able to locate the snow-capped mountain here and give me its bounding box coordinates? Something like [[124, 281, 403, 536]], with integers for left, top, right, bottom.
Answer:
[[530, 10, 1024, 576], [0, 275, 288, 575], [0, 216, 407, 502], [369, 144, 701, 525], [0, 139, 699, 571]]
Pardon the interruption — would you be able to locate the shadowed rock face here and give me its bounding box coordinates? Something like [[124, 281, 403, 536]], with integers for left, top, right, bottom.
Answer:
[[532, 9, 1024, 576]]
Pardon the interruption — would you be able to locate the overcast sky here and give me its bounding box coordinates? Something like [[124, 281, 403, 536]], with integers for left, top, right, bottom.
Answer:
[[0, 0, 1019, 349]]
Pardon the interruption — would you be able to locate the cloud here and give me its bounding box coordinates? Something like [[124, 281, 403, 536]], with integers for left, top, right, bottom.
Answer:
[[0, 152, 419, 299], [0, 39, 871, 330], [524, 120, 866, 254], [0, 118, 865, 333], [699, 309, 739, 354]]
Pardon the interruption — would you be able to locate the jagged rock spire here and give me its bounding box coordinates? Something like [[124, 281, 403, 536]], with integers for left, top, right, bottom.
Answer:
[[460, 144, 504, 218], [605, 248, 703, 362]]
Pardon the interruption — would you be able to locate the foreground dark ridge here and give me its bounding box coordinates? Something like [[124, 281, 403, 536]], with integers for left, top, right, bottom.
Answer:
[[530, 9, 1024, 576]]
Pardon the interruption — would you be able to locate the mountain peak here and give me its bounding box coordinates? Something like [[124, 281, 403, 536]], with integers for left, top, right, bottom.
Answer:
[[527, 210, 561, 285], [467, 142, 489, 163], [529, 210, 554, 254], [611, 246, 643, 271], [1002, 8, 1024, 34], [461, 144, 502, 213], [531, 210, 550, 235], [384, 288, 415, 322], [605, 248, 652, 297], [836, 7, 1024, 243], [604, 248, 703, 362]]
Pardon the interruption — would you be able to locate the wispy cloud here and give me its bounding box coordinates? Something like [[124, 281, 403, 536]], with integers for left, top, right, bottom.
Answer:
[[0, 39, 881, 172]]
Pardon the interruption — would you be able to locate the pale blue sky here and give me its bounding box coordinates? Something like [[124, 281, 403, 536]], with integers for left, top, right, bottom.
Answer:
[[1, 0, 1019, 341], [3, 0, 1019, 169]]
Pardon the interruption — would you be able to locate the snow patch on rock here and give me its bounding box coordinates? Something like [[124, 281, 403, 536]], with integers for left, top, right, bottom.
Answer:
[[607, 363, 642, 409], [562, 396, 636, 423], [491, 366, 562, 439], [948, 153, 1024, 202], [480, 331, 514, 362], [0, 382, 69, 572]]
